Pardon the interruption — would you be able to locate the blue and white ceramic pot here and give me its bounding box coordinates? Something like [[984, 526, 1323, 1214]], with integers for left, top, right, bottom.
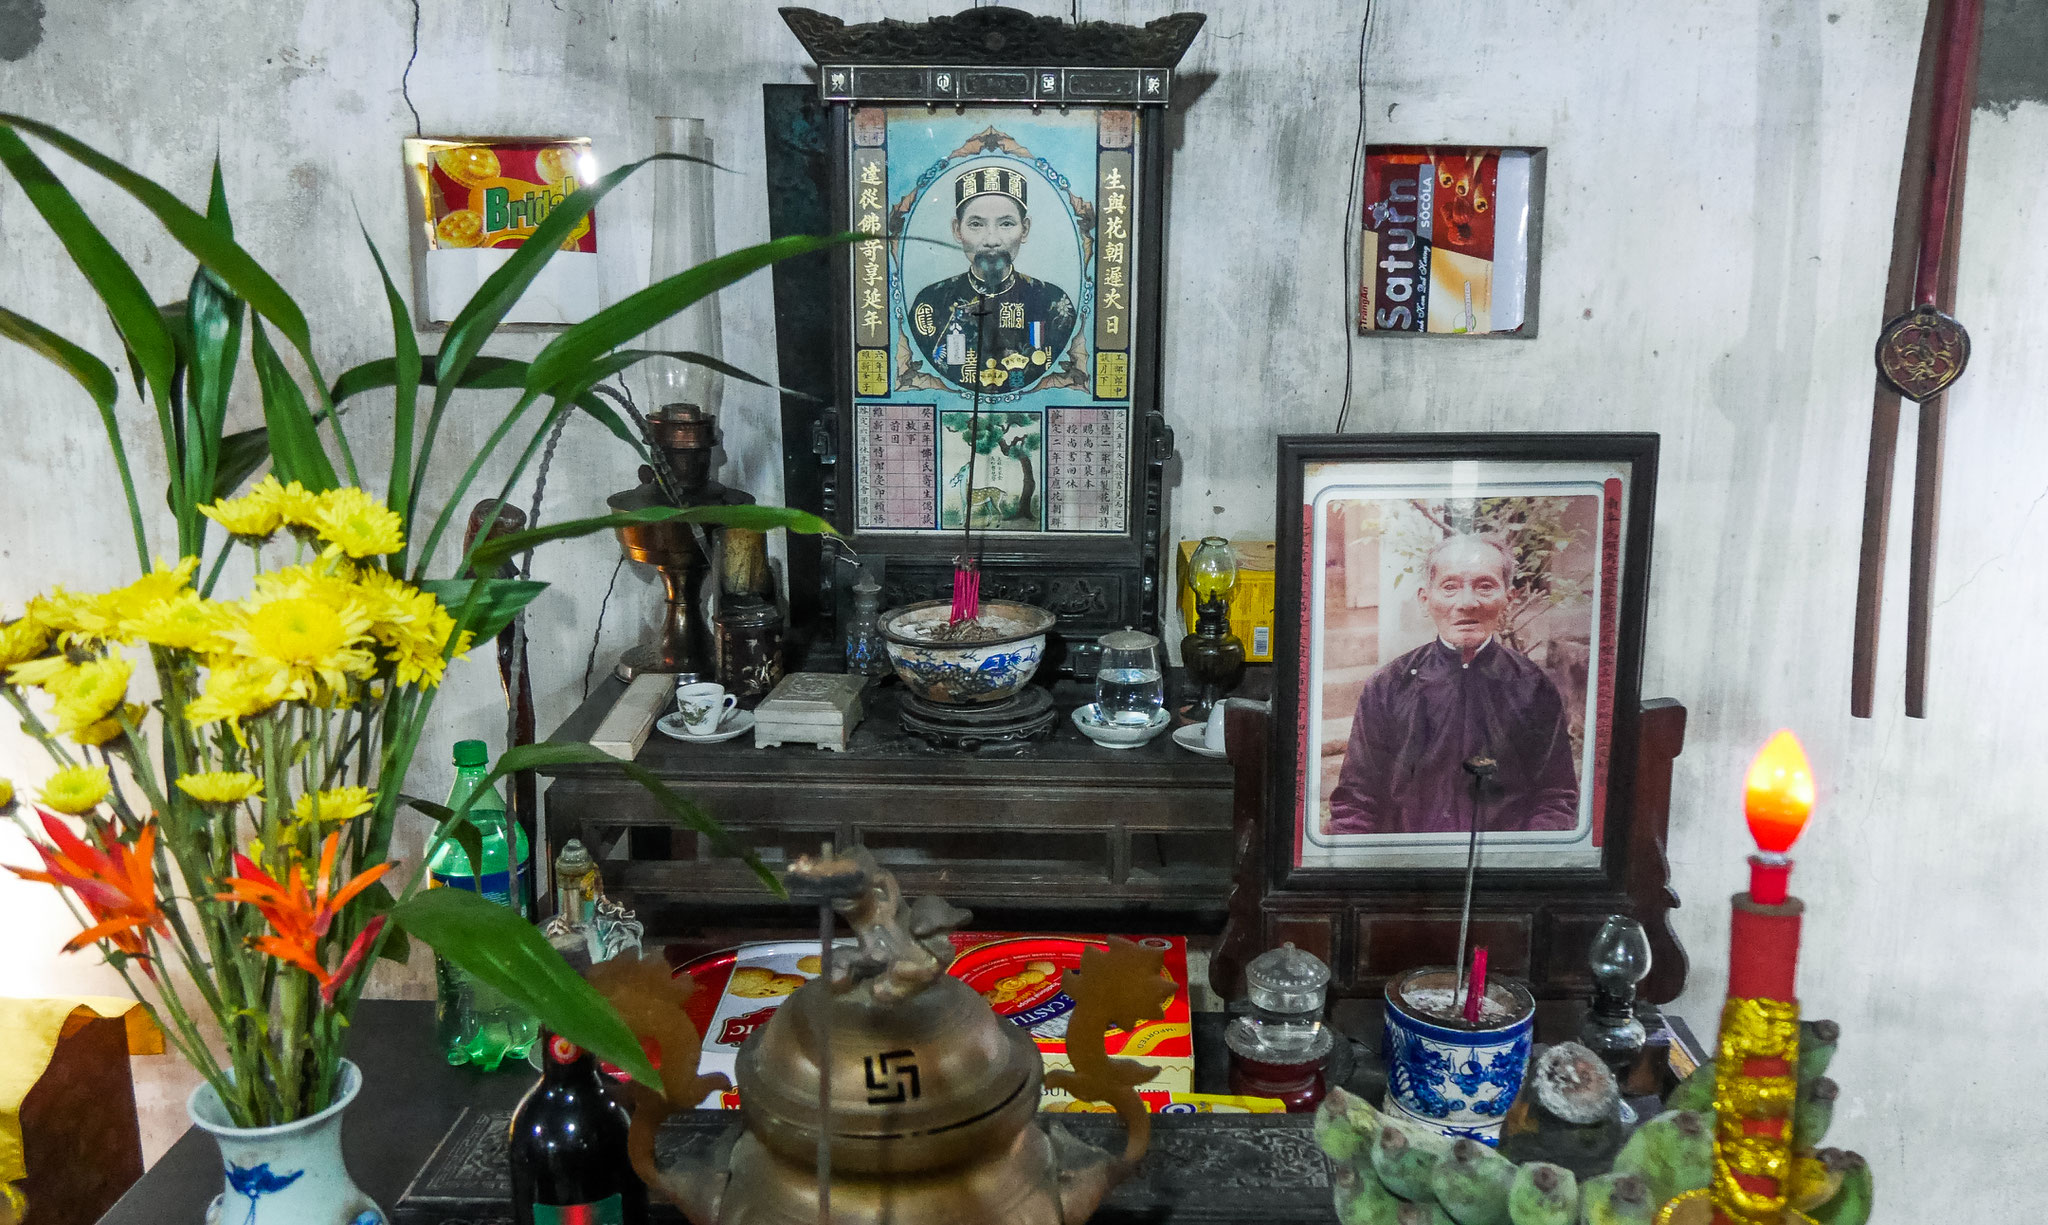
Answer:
[[879, 599, 1056, 705], [188, 1059, 385, 1225], [1382, 967, 1535, 1140]]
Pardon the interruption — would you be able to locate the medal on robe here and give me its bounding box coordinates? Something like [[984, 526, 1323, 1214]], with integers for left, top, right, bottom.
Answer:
[[942, 323, 965, 367]]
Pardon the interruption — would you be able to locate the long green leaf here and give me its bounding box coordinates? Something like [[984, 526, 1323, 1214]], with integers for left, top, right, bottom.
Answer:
[[332, 354, 646, 461], [360, 225, 422, 547], [432, 152, 714, 414], [0, 115, 312, 361], [416, 578, 549, 642], [0, 127, 178, 435], [492, 741, 783, 896], [212, 427, 271, 501], [331, 354, 528, 405], [0, 307, 148, 567], [249, 321, 337, 492], [470, 504, 837, 576], [183, 267, 243, 532], [391, 887, 659, 1087], [526, 234, 854, 396]]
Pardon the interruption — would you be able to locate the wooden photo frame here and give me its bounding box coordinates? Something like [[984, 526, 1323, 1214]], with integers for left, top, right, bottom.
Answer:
[[1259, 433, 1678, 1000]]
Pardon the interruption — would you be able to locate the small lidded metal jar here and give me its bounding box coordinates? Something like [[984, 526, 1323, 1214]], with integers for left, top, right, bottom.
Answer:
[[716, 596, 785, 700], [1225, 943, 1336, 1111]]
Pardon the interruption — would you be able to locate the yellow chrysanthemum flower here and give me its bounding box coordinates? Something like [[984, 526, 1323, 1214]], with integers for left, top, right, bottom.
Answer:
[[225, 595, 379, 701], [309, 488, 405, 559], [200, 483, 285, 541], [0, 616, 51, 669], [6, 654, 73, 689], [49, 655, 133, 736], [354, 569, 465, 687], [71, 702, 147, 748], [291, 786, 374, 825], [128, 592, 229, 653], [100, 558, 199, 642], [28, 588, 118, 645], [185, 659, 287, 728], [256, 476, 324, 533], [176, 771, 265, 805], [0, 777, 13, 809], [39, 765, 111, 815]]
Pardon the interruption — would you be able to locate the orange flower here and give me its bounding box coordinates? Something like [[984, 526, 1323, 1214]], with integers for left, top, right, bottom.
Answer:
[[217, 832, 394, 1004], [6, 809, 169, 973]]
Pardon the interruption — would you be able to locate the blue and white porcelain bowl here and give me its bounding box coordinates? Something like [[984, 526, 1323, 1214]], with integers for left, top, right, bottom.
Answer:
[[880, 599, 1056, 706], [1382, 966, 1535, 1130]]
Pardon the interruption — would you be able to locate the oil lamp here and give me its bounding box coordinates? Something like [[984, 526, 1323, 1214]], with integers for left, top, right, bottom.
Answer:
[[1179, 537, 1246, 718]]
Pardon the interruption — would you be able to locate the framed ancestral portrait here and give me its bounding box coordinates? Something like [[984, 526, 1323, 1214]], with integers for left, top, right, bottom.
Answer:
[[1271, 434, 1658, 892], [778, 5, 1207, 668]]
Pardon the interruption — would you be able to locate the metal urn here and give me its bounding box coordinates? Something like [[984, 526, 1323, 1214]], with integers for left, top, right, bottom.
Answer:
[[599, 850, 1171, 1225]]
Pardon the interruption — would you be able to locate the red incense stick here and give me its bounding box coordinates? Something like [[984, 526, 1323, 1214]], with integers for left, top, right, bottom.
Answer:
[[1462, 946, 1489, 1025]]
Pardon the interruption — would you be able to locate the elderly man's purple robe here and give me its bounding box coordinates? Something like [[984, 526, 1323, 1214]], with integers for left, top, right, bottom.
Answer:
[[1326, 638, 1579, 835]]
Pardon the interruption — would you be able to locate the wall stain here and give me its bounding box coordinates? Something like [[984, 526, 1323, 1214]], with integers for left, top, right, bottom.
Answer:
[[1979, 0, 2048, 116], [0, 0, 46, 62]]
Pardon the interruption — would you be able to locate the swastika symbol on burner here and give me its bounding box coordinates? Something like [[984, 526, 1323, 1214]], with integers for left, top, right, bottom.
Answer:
[[864, 1049, 922, 1103]]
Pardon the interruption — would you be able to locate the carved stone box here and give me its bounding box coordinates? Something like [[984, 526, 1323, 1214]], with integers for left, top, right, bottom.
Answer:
[[773, 7, 1206, 673]]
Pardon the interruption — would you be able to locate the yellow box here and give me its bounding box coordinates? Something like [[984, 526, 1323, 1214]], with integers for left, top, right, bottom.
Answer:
[[1176, 540, 1277, 662]]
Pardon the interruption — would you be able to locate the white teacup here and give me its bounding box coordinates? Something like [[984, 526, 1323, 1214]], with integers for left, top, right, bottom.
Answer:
[[1203, 702, 1228, 751], [676, 682, 737, 735]]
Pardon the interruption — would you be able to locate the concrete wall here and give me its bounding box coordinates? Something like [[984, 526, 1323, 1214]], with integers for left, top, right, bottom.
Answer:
[[2, 0, 2043, 1214]]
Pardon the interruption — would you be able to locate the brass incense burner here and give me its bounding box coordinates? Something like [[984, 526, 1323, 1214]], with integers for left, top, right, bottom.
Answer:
[[596, 850, 1171, 1225]]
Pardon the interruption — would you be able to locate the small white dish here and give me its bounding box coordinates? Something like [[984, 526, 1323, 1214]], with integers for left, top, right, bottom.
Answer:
[[656, 708, 755, 744], [1172, 724, 1227, 759], [1071, 703, 1171, 749]]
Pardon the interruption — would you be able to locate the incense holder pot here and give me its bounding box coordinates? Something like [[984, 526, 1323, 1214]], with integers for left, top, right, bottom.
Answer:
[[879, 600, 1055, 705], [1382, 967, 1535, 1140]]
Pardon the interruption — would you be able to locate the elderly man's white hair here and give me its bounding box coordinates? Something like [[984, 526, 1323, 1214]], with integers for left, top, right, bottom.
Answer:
[[1421, 533, 1515, 588]]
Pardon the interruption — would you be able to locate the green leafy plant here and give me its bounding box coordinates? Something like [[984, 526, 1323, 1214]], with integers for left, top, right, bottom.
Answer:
[[0, 115, 846, 1125]]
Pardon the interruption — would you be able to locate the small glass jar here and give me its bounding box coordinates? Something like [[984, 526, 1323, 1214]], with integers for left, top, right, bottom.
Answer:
[[844, 575, 891, 678], [716, 595, 784, 700], [1094, 627, 1164, 726], [1225, 943, 1336, 1112]]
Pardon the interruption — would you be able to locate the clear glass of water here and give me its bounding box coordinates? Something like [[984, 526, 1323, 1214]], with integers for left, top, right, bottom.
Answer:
[[1095, 627, 1165, 726]]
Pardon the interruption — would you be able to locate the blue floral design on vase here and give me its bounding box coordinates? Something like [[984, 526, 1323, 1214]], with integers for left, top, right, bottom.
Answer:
[[1382, 966, 1535, 1139], [191, 1060, 387, 1225]]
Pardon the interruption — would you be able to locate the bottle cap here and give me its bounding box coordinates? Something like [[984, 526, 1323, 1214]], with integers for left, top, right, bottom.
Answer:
[[452, 739, 489, 768]]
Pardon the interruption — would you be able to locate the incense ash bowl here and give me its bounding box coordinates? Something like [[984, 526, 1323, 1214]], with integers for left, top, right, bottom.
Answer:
[[880, 599, 1056, 705], [1382, 966, 1536, 1140]]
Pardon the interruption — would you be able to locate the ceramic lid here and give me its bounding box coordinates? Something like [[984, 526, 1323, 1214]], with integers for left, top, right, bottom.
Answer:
[[1244, 943, 1331, 1015]]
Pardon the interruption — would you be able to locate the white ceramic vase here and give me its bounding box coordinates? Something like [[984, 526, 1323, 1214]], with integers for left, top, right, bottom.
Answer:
[[187, 1059, 386, 1225]]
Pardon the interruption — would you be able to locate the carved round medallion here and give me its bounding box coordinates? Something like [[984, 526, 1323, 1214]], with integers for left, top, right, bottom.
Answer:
[[1875, 304, 1970, 401]]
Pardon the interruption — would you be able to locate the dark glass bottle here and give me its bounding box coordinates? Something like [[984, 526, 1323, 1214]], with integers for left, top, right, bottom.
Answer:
[[509, 1031, 648, 1225]]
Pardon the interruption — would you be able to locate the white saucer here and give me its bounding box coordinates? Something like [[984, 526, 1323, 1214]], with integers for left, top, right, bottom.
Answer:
[[1171, 724, 1227, 758], [656, 709, 755, 744], [1071, 704, 1171, 749]]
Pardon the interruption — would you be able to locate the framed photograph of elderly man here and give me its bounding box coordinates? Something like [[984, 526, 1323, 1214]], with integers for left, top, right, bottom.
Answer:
[[1272, 434, 1658, 883]]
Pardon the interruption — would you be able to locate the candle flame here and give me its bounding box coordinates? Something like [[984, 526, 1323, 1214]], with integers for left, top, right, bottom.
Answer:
[[1744, 729, 1815, 854]]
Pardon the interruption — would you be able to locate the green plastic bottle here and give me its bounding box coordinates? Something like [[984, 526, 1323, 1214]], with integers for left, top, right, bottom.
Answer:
[[429, 739, 537, 1069]]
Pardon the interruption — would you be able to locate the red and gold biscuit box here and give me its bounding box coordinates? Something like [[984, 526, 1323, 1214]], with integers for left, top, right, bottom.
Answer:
[[944, 932, 1194, 1102], [673, 932, 1197, 1110]]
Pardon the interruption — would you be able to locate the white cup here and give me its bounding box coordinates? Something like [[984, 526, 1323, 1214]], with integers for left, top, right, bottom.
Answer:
[[1203, 702, 1228, 751], [677, 682, 738, 735]]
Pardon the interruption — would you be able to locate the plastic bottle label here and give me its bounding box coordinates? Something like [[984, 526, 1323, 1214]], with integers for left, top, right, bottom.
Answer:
[[532, 1195, 624, 1224], [428, 866, 522, 910]]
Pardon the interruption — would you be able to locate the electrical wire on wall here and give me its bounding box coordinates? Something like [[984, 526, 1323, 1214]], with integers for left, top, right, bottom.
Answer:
[[1333, 2, 1375, 433], [401, 0, 424, 137]]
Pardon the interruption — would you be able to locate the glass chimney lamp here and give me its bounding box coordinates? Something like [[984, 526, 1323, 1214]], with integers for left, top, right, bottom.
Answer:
[[1577, 915, 1653, 1084], [1225, 943, 1336, 1112], [1180, 537, 1246, 718]]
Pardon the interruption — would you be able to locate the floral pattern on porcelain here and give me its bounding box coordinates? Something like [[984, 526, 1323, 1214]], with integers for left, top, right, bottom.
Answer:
[[1383, 994, 1534, 1127], [192, 1060, 386, 1225], [878, 599, 1056, 705]]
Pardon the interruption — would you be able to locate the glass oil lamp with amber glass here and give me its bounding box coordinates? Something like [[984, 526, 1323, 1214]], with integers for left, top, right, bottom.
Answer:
[[1180, 537, 1246, 719]]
